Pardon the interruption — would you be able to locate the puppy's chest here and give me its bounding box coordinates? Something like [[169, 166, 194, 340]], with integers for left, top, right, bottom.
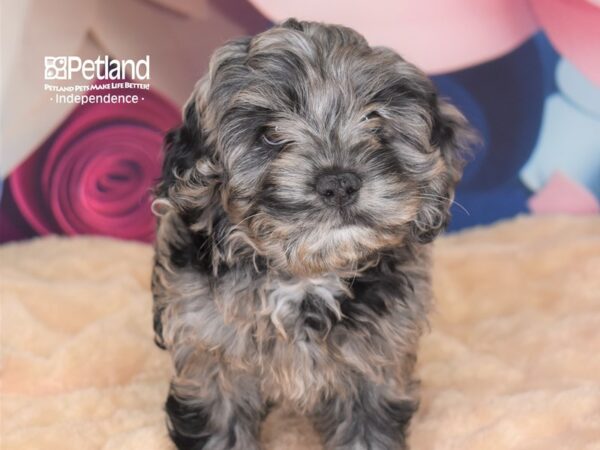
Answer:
[[246, 275, 353, 405], [212, 271, 407, 407], [258, 275, 347, 341], [216, 273, 353, 353]]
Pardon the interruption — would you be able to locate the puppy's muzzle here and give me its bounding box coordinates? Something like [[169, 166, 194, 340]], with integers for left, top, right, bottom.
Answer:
[[316, 171, 362, 207]]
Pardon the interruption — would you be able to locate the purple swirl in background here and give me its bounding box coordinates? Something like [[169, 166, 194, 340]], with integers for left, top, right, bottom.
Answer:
[[1, 85, 180, 243]]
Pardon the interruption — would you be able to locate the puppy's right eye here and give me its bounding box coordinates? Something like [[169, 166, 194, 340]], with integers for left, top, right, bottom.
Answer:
[[360, 110, 382, 135], [361, 111, 380, 122]]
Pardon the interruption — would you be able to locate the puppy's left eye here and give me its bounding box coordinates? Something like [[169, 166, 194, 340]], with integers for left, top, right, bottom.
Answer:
[[261, 127, 287, 150]]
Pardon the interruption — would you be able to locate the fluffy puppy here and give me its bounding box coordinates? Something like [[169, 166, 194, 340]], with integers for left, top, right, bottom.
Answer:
[[152, 19, 471, 450]]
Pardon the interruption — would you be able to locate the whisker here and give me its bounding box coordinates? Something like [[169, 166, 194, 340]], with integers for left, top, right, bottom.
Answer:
[[413, 194, 470, 216], [450, 200, 470, 216]]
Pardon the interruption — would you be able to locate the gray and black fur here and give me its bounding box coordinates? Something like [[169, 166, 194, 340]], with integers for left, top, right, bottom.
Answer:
[[152, 19, 472, 450]]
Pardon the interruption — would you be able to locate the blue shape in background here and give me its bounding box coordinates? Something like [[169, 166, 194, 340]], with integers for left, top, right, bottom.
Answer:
[[521, 59, 600, 198], [432, 33, 560, 231]]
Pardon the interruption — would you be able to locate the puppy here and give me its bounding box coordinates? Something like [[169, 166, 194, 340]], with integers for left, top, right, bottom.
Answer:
[[152, 19, 471, 450]]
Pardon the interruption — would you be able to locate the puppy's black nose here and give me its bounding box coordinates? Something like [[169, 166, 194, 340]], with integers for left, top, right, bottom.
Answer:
[[316, 172, 362, 207]]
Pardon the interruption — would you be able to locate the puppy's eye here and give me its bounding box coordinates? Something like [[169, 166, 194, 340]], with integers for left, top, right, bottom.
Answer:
[[361, 111, 382, 135], [361, 111, 380, 123], [262, 133, 282, 146], [261, 127, 287, 150]]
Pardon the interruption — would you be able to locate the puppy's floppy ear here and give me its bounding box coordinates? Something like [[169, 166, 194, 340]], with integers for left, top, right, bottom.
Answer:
[[153, 36, 252, 223], [153, 94, 221, 220], [411, 97, 474, 243], [156, 100, 205, 197], [431, 99, 472, 187]]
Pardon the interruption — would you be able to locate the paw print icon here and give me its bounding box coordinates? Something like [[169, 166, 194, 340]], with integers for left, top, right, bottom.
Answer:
[[45, 57, 68, 80]]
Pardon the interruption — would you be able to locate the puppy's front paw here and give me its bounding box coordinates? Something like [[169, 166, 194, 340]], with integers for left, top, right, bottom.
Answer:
[[165, 391, 262, 450]]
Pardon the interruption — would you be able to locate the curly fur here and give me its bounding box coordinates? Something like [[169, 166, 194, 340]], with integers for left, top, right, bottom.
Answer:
[[152, 19, 472, 450]]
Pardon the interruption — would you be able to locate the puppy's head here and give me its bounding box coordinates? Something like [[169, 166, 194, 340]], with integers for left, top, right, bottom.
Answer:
[[156, 19, 473, 276]]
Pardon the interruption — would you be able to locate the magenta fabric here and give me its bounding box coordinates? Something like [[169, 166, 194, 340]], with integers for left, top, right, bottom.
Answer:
[[6, 86, 180, 242]]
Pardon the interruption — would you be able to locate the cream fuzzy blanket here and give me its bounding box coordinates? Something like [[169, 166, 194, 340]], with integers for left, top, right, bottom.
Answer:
[[2, 216, 600, 450]]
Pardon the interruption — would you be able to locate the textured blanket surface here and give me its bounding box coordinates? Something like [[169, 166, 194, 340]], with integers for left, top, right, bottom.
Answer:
[[2, 216, 600, 449]]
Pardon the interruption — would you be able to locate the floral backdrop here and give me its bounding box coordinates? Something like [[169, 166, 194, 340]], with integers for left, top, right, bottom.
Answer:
[[1, 0, 599, 243]]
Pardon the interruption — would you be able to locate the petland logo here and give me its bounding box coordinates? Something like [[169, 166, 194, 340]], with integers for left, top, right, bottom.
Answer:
[[44, 55, 150, 81], [44, 55, 151, 105]]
